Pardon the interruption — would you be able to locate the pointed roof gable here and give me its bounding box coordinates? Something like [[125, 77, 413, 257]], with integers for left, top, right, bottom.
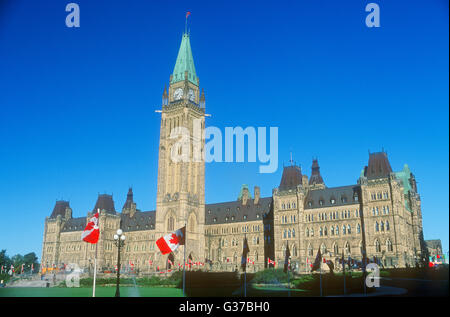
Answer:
[[279, 164, 302, 191], [365, 152, 393, 179], [50, 200, 70, 218], [171, 33, 198, 85], [122, 187, 134, 210], [309, 159, 325, 186], [93, 194, 116, 215]]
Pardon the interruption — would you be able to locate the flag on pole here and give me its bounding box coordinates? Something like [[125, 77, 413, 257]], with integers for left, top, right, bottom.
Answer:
[[241, 236, 250, 272], [156, 226, 186, 255], [21, 264, 24, 274], [186, 11, 191, 19], [311, 248, 322, 272], [81, 212, 100, 244], [268, 258, 276, 266], [284, 242, 291, 273]]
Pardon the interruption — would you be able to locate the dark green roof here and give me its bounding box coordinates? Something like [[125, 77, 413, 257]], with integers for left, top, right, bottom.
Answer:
[[171, 33, 198, 85]]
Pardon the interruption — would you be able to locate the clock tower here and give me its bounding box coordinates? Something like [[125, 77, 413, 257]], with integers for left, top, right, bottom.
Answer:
[[155, 32, 206, 268]]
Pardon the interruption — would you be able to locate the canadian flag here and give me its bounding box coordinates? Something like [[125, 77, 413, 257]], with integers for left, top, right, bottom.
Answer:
[[149, 259, 153, 266], [81, 211, 100, 244], [268, 258, 276, 266], [156, 226, 185, 255]]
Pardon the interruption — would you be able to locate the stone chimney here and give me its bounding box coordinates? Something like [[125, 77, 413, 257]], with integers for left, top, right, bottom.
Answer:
[[130, 202, 137, 218], [242, 188, 249, 206], [64, 206, 72, 220], [254, 186, 260, 205]]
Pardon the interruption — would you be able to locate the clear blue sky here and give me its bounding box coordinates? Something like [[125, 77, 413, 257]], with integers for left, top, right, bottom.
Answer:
[[0, 0, 448, 259]]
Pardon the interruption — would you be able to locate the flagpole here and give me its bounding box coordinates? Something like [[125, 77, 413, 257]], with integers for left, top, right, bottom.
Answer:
[[93, 242, 97, 297], [342, 252, 346, 296], [320, 259, 322, 297], [183, 219, 187, 297]]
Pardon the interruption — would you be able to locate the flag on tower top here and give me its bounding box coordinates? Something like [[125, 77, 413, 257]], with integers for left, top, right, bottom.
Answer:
[[186, 11, 191, 19], [156, 226, 186, 255], [81, 211, 100, 244]]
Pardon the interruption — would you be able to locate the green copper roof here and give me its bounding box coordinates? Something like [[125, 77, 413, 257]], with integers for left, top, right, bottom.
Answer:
[[237, 184, 252, 200], [171, 33, 198, 86], [395, 164, 413, 212]]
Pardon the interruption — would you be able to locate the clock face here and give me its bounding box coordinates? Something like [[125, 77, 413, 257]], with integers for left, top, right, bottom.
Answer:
[[173, 88, 183, 100], [188, 89, 195, 101]]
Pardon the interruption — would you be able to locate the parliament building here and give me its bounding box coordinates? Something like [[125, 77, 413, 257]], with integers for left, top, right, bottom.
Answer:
[[41, 31, 428, 273]]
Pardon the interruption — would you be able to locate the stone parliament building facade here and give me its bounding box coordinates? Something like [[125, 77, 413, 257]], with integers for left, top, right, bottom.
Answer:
[[41, 32, 428, 273]]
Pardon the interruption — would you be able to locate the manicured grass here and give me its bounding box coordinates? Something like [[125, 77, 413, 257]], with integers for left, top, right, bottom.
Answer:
[[0, 287, 184, 297]]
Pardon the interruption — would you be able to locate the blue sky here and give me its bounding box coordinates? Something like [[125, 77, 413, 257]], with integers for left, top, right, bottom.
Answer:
[[0, 0, 448, 258]]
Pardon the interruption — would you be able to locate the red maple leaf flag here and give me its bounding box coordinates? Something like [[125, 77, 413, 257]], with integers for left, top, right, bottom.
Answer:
[[156, 226, 186, 255], [186, 11, 191, 19], [81, 211, 100, 244]]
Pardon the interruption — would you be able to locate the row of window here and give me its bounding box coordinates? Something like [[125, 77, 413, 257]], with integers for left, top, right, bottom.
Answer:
[[281, 214, 296, 224], [305, 209, 360, 222], [372, 206, 390, 216], [206, 224, 260, 235], [375, 220, 390, 232], [307, 194, 359, 207], [371, 192, 389, 201], [281, 202, 297, 210], [306, 238, 394, 256], [306, 223, 361, 237], [283, 228, 296, 239]]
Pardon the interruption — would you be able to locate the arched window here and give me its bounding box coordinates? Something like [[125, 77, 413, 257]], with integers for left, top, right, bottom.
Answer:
[[375, 222, 379, 232], [311, 228, 314, 237], [288, 229, 291, 238], [324, 227, 327, 236], [357, 223, 361, 234], [342, 225, 346, 235], [167, 215, 175, 231], [283, 230, 287, 239], [334, 243, 339, 255], [372, 208, 375, 216], [331, 226, 334, 235], [306, 228, 309, 237], [386, 239, 393, 252], [292, 245, 297, 257], [386, 221, 390, 231], [345, 242, 351, 255], [308, 244, 313, 256], [320, 244, 327, 254], [381, 221, 384, 231], [347, 224, 351, 234], [375, 240, 381, 252], [335, 225, 339, 235], [292, 228, 296, 238], [319, 227, 323, 237]]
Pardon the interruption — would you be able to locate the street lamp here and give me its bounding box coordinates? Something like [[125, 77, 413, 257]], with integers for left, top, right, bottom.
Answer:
[[113, 229, 126, 297]]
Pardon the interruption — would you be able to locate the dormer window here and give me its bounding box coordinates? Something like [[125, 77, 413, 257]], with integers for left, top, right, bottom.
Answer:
[[330, 198, 336, 204], [319, 200, 324, 206], [243, 215, 247, 220], [256, 214, 260, 219], [308, 201, 313, 207], [208, 210, 211, 214], [225, 216, 229, 221], [213, 218, 217, 223], [341, 196, 347, 203]]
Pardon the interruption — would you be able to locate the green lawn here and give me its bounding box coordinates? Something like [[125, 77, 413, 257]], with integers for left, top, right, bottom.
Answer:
[[0, 287, 184, 297]]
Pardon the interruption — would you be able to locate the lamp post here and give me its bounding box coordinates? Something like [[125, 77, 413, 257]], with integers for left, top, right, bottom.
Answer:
[[113, 229, 126, 297]]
